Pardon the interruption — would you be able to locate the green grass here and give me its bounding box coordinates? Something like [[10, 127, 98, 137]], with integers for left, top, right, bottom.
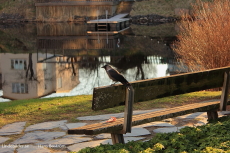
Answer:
[[0, 91, 222, 128]]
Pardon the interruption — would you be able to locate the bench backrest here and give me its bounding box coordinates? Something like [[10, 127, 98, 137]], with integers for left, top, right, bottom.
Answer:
[[93, 66, 230, 110]]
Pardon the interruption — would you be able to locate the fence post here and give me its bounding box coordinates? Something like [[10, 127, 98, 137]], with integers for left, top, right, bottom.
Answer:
[[220, 71, 230, 111]]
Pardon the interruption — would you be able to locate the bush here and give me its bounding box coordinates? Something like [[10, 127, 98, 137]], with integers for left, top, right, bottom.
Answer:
[[173, 0, 230, 71]]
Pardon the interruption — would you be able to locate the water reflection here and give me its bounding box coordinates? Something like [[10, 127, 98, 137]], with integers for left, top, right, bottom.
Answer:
[[0, 53, 79, 100], [0, 22, 186, 101]]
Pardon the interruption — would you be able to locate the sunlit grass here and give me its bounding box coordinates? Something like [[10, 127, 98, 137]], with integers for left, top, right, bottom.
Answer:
[[0, 91, 222, 128], [130, 0, 196, 16], [133, 91, 221, 109]]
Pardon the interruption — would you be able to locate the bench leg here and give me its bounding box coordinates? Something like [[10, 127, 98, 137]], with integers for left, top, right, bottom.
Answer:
[[207, 110, 218, 121], [111, 133, 125, 144]]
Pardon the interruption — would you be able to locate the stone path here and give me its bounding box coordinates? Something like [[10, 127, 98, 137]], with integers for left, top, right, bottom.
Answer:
[[0, 108, 230, 153]]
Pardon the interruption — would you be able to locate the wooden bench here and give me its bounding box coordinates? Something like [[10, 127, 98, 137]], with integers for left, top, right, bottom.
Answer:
[[68, 66, 230, 144]]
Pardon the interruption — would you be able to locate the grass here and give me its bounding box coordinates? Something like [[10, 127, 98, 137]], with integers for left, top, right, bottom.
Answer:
[[0, 91, 222, 128], [130, 0, 196, 17], [130, 22, 178, 37], [0, 0, 35, 19]]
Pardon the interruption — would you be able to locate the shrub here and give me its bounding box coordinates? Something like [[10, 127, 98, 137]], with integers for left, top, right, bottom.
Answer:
[[77, 116, 230, 153], [173, 0, 230, 71]]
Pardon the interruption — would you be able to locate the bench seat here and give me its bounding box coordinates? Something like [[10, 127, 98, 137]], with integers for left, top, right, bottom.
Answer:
[[68, 100, 230, 135]]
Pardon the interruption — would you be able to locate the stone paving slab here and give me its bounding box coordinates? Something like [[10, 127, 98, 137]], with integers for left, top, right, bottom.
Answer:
[[153, 126, 187, 133], [67, 139, 108, 152], [176, 111, 230, 120], [94, 133, 111, 139], [219, 111, 230, 116], [12, 131, 66, 144], [124, 128, 151, 137], [25, 120, 67, 132], [176, 112, 207, 119], [195, 119, 208, 126], [60, 123, 87, 130], [67, 137, 145, 152], [0, 137, 10, 144], [37, 136, 91, 146], [16, 145, 51, 153], [63, 135, 88, 138], [94, 128, 151, 138], [77, 109, 164, 120], [0, 147, 15, 153], [0, 122, 26, 136]]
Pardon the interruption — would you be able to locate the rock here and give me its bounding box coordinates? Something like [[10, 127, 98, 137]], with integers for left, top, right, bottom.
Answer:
[[12, 131, 66, 144], [68, 137, 145, 152], [37, 136, 91, 147], [16, 145, 51, 153], [0, 122, 26, 136], [60, 123, 87, 130], [0, 136, 10, 143], [153, 126, 186, 133], [25, 120, 67, 132], [0, 147, 16, 153], [124, 128, 151, 137]]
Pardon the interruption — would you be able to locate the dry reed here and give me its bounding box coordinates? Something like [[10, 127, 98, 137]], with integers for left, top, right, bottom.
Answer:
[[173, 0, 230, 71]]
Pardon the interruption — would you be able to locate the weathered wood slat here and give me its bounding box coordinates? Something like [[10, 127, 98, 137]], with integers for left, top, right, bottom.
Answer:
[[68, 100, 230, 135], [93, 67, 230, 110]]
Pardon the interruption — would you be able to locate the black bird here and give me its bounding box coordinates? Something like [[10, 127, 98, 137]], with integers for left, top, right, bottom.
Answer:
[[102, 64, 131, 88]]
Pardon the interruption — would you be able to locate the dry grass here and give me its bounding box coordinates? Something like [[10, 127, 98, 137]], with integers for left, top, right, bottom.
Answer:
[[0, 0, 35, 19], [173, 0, 230, 71], [130, 0, 196, 17], [130, 23, 178, 37]]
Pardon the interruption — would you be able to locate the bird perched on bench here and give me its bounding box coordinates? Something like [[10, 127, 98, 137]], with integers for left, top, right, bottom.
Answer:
[[102, 64, 131, 89]]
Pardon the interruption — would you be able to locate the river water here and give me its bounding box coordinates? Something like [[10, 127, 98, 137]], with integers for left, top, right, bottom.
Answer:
[[0, 22, 187, 101]]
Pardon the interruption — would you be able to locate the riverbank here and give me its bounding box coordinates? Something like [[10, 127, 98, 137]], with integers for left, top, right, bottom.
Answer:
[[0, 0, 196, 22]]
